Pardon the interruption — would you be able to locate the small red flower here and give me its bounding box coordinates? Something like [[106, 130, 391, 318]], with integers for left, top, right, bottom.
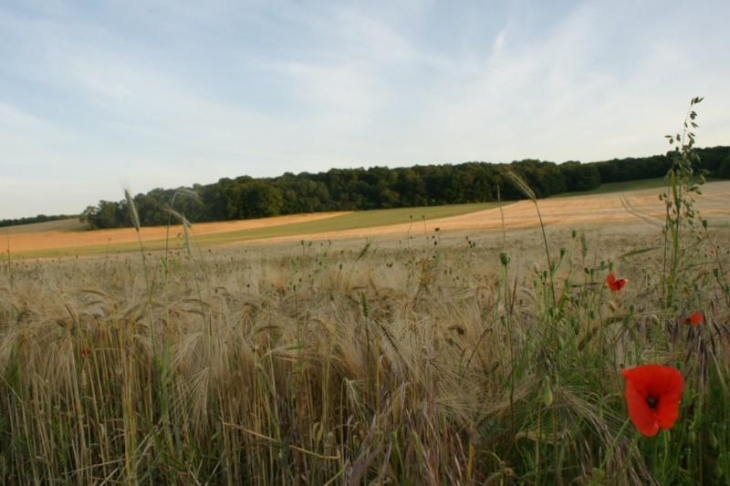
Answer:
[[81, 348, 91, 357], [606, 272, 627, 292], [621, 364, 684, 437], [685, 312, 704, 326]]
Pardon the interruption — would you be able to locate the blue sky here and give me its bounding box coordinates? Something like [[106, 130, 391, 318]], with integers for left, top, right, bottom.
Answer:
[[1, 0, 729, 220]]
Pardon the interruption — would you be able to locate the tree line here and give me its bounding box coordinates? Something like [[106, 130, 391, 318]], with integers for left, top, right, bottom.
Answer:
[[79, 146, 730, 229], [0, 213, 78, 229]]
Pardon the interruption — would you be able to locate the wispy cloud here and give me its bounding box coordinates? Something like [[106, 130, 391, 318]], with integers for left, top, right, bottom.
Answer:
[[0, 0, 728, 219]]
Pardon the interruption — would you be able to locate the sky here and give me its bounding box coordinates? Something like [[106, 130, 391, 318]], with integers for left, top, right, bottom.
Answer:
[[1, 0, 729, 220]]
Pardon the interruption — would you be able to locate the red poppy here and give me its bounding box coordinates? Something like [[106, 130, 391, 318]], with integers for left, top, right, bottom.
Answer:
[[81, 348, 91, 357], [684, 312, 704, 326], [606, 272, 627, 292], [621, 365, 684, 437]]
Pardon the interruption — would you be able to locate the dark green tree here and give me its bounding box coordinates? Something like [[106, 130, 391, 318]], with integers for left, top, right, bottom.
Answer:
[[241, 181, 283, 218]]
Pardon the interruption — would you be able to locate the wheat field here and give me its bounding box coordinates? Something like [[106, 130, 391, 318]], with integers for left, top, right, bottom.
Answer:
[[1, 182, 730, 484]]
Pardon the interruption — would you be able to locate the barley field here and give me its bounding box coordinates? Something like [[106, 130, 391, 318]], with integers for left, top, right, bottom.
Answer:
[[1, 181, 730, 484]]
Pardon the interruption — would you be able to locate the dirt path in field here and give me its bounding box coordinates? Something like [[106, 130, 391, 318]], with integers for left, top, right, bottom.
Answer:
[[6, 181, 730, 254]]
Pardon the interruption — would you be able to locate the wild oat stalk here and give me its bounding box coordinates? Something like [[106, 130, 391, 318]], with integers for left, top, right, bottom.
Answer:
[[164, 188, 201, 265], [124, 188, 151, 295], [504, 168, 556, 306], [497, 184, 507, 243], [660, 96, 705, 307]]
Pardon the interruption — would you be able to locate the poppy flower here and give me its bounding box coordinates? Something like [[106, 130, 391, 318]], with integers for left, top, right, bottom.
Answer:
[[606, 272, 627, 292], [621, 364, 684, 437], [81, 348, 91, 357], [684, 312, 704, 326]]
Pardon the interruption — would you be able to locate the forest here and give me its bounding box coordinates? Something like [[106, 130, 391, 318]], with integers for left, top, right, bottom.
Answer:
[[14, 146, 730, 229]]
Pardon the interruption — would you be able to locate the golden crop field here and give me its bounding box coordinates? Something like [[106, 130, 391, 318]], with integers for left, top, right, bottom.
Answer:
[[1, 180, 730, 484]]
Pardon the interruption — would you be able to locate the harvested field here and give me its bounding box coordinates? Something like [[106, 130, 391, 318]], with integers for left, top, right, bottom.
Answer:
[[4, 212, 347, 254], [286, 180, 730, 242], [4, 180, 730, 256]]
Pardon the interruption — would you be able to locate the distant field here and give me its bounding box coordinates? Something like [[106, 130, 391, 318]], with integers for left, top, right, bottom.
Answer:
[[0, 177, 683, 238], [6, 179, 730, 259], [556, 177, 669, 197], [0, 179, 666, 237], [6, 202, 501, 258], [196, 202, 501, 246]]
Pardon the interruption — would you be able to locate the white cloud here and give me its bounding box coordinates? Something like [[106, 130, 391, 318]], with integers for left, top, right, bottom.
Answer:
[[0, 0, 729, 219]]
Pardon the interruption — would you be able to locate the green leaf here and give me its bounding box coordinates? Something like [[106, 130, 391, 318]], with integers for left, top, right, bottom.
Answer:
[[617, 246, 659, 261]]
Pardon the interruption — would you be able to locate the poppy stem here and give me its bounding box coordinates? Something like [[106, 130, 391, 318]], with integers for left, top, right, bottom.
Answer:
[[660, 429, 672, 481]]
